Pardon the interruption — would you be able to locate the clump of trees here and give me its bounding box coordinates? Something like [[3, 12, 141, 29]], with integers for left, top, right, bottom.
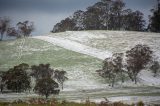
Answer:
[[1, 63, 30, 93], [148, 0, 160, 32], [0, 17, 34, 41], [52, 0, 146, 33], [8, 21, 34, 38], [97, 44, 159, 87], [0, 63, 68, 99]]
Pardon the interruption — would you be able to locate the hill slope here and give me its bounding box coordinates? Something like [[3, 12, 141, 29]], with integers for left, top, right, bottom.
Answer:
[[0, 30, 160, 103], [33, 31, 160, 86]]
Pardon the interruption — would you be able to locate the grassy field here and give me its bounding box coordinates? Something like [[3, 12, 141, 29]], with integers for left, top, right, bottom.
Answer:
[[0, 38, 101, 71], [0, 31, 160, 104]]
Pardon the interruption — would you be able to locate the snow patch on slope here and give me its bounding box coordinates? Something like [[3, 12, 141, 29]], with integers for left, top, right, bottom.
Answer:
[[32, 36, 112, 60], [139, 70, 160, 86]]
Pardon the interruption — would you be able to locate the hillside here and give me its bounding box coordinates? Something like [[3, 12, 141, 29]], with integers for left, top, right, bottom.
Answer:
[[0, 30, 160, 103]]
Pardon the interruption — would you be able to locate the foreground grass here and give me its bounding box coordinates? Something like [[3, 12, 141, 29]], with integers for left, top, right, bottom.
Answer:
[[0, 100, 146, 106]]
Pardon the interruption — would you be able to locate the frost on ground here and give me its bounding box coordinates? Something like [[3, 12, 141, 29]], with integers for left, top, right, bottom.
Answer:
[[0, 31, 160, 103], [32, 36, 112, 60], [33, 31, 160, 86]]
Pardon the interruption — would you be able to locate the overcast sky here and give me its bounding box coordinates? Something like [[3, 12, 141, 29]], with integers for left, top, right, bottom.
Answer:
[[0, 0, 157, 35]]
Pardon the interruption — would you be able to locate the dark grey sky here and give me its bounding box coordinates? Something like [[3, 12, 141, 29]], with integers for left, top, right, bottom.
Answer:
[[0, 0, 157, 35]]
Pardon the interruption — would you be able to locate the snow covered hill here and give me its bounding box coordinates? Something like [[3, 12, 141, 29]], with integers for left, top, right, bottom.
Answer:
[[33, 30, 160, 86], [0, 30, 160, 103], [35, 30, 160, 59]]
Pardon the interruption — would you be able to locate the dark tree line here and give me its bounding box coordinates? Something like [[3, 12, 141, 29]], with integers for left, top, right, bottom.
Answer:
[[0, 17, 34, 41], [148, 0, 160, 32], [52, 0, 146, 33], [97, 44, 159, 87], [0, 63, 68, 99]]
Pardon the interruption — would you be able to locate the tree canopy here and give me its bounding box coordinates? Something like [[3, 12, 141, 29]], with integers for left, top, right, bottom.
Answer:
[[52, 0, 146, 33], [148, 0, 160, 32], [34, 78, 59, 99], [2, 63, 31, 92]]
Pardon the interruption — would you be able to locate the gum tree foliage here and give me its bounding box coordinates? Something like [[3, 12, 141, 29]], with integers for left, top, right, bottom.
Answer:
[[31, 64, 68, 90], [52, 0, 145, 33], [148, 0, 160, 32], [52, 18, 75, 33], [72, 10, 86, 30], [96, 53, 124, 87], [2, 63, 31, 92], [34, 78, 59, 99], [150, 61, 160, 77], [7, 21, 34, 38], [53, 69, 68, 90], [31, 64, 54, 80], [126, 44, 153, 84], [0, 17, 10, 40]]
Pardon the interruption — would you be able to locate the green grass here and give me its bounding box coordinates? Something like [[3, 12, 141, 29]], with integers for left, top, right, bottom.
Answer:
[[0, 38, 101, 71]]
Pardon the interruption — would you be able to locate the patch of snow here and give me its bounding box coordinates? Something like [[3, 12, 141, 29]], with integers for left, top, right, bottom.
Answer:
[[66, 31, 106, 42], [32, 36, 112, 60], [139, 70, 160, 86]]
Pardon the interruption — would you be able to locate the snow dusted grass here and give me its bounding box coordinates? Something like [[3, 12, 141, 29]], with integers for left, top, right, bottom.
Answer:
[[0, 38, 101, 70], [0, 30, 160, 103], [0, 37, 104, 91], [50, 31, 160, 57]]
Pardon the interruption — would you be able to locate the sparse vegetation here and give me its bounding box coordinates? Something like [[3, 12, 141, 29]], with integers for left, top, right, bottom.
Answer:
[[0, 99, 153, 106]]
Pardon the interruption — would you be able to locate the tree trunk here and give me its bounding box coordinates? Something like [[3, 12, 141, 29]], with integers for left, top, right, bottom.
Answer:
[[0, 84, 3, 93], [111, 77, 115, 87], [134, 74, 137, 84], [121, 71, 124, 83], [0, 34, 3, 41], [45, 94, 48, 99], [62, 83, 63, 90]]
